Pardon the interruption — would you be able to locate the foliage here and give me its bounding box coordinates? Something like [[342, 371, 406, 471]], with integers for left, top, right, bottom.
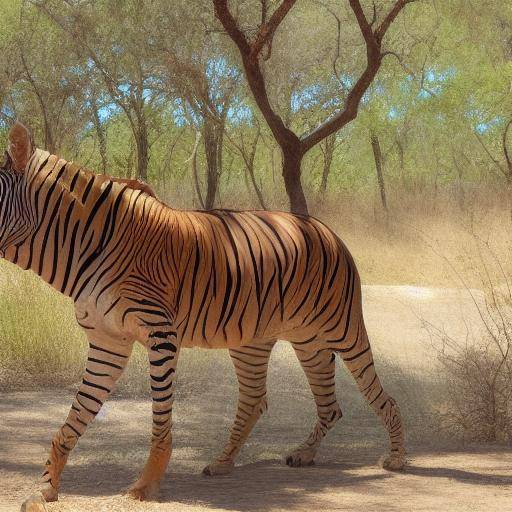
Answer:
[[0, 0, 508, 212]]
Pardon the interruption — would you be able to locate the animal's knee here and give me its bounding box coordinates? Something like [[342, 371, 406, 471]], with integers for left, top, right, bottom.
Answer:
[[320, 402, 342, 429], [251, 394, 268, 416], [258, 396, 268, 415], [240, 385, 268, 417]]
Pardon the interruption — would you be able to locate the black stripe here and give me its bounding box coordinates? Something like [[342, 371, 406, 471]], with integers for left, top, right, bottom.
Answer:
[[82, 379, 110, 392], [90, 343, 127, 359], [151, 368, 175, 382], [87, 357, 122, 370], [77, 391, 103, 406], [81, 175, 95, 203]]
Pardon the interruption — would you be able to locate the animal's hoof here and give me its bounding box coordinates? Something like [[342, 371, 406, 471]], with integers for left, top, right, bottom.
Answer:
[[202, 460, 234, 476], [127, 479, 159, 501], [285, 449, 316, 468], [41, 485, 58, 503], [20, 494, 48, 511], [381, 453, 407, 471]]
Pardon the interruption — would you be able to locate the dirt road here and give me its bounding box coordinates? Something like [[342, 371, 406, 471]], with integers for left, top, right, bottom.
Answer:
[[1, 391, 511, 512], [1, 285, 510, 511]]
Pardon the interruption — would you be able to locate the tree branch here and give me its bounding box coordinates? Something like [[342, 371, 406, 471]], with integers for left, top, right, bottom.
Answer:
[[251, 0, 297, 58], [376, 0, 417, 42], [474, 130, 508, 179], [213, 0, 299, 151], [301, 0, 415, 151], [212, 0, 252, 54]]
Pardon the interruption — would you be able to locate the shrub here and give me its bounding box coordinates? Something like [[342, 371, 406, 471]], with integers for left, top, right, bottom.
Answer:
[[430, 239, 512, 443]]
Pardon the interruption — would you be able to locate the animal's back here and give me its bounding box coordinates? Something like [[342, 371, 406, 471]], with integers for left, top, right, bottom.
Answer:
[[171, 208, 360, 349]]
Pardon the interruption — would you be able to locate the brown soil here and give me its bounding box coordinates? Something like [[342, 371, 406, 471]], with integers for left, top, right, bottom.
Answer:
[[1, 286, 511, 511], [1, 390, 511, 512]]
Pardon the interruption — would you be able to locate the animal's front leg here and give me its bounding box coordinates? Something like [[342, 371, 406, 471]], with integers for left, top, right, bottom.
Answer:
[[40, 336, 132, 502], [128, 331, 179, 501]]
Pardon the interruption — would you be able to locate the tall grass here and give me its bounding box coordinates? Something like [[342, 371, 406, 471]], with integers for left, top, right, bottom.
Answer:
[[0, 260, 234, 395], [0, 262, 86, 389]]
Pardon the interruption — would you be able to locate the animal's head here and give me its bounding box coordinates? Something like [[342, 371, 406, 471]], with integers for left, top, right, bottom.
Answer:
[[0, 122, 36, 256]]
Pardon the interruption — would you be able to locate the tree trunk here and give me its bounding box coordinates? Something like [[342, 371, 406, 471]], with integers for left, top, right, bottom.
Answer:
[[247, 165, 267, 210], [396, 136, 405, 184], [91, 97, 108, 173], [135, 122, 149, 182], [319, 134, 336, 196], [132, 107, 149, 181], [191, 131, 205, 209], [371, 132, 388, 212], [203, 116, 221, 210], [282, 149, 308, 216]]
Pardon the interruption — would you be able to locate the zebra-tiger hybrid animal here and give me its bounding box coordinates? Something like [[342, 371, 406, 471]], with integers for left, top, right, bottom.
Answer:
[[2, 122, 405, 503]]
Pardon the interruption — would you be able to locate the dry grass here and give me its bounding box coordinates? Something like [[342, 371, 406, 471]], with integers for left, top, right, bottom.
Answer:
[[0, 265, 86, 389], [318, 188, 512, 288], [423, 241, 512, 443]]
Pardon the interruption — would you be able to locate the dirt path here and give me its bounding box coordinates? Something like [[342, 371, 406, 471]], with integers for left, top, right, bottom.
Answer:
[[1, 285, 509, 511], [1, 391, 511, 512]]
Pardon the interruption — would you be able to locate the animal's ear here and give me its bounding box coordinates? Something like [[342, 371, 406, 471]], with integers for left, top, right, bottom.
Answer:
[[7, 122, 34, 173]]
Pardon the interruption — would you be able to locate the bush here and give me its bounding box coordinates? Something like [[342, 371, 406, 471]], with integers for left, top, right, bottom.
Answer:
[[430, 239, 512, 443], [439, 344, 512, 442]]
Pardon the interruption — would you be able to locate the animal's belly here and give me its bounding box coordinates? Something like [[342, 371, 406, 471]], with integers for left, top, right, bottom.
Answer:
[[180, 333, 277, 349]]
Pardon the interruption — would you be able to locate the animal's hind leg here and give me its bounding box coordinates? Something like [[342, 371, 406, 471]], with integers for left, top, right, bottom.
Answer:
[[203, 341, 275, 476], [285, 347, 342, 467], [337, 319, 405, 470]]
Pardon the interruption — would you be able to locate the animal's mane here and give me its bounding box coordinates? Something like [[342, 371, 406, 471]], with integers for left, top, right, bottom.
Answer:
[[36, 150, 158, 200]]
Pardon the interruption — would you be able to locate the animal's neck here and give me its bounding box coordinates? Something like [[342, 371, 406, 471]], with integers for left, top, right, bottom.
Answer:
[[3, 150, 143, 300]]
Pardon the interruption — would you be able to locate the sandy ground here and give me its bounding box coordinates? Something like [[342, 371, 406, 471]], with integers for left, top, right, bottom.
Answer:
[[1, 391, 511, 512], [1, 285, 510, 511], [361, 284, 487, 372]]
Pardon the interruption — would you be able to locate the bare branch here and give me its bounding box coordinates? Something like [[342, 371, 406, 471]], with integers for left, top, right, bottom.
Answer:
[[251, 0, 297, 58], [382, 50, 415, 77], [370, 1, 378, 27], [213, 0, 299, 151], [261, 0, 268, 25], [301, 0, 415, 151], [315, 1, 344, 85], [376, 0, 418, 42], [212, 0, 252, 54]]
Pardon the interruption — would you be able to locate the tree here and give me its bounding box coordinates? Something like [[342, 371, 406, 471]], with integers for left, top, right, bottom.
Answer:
[[161, 55, 240, 209], [1, 4, 90, 155], [370, 130, 388, 211], [37, 0, 165, 181], [227, 118, 267, 208], [213, 0, 418, 214]]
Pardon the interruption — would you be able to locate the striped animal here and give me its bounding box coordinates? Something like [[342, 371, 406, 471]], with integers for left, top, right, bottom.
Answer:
[[2, 122, 405, 503]]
